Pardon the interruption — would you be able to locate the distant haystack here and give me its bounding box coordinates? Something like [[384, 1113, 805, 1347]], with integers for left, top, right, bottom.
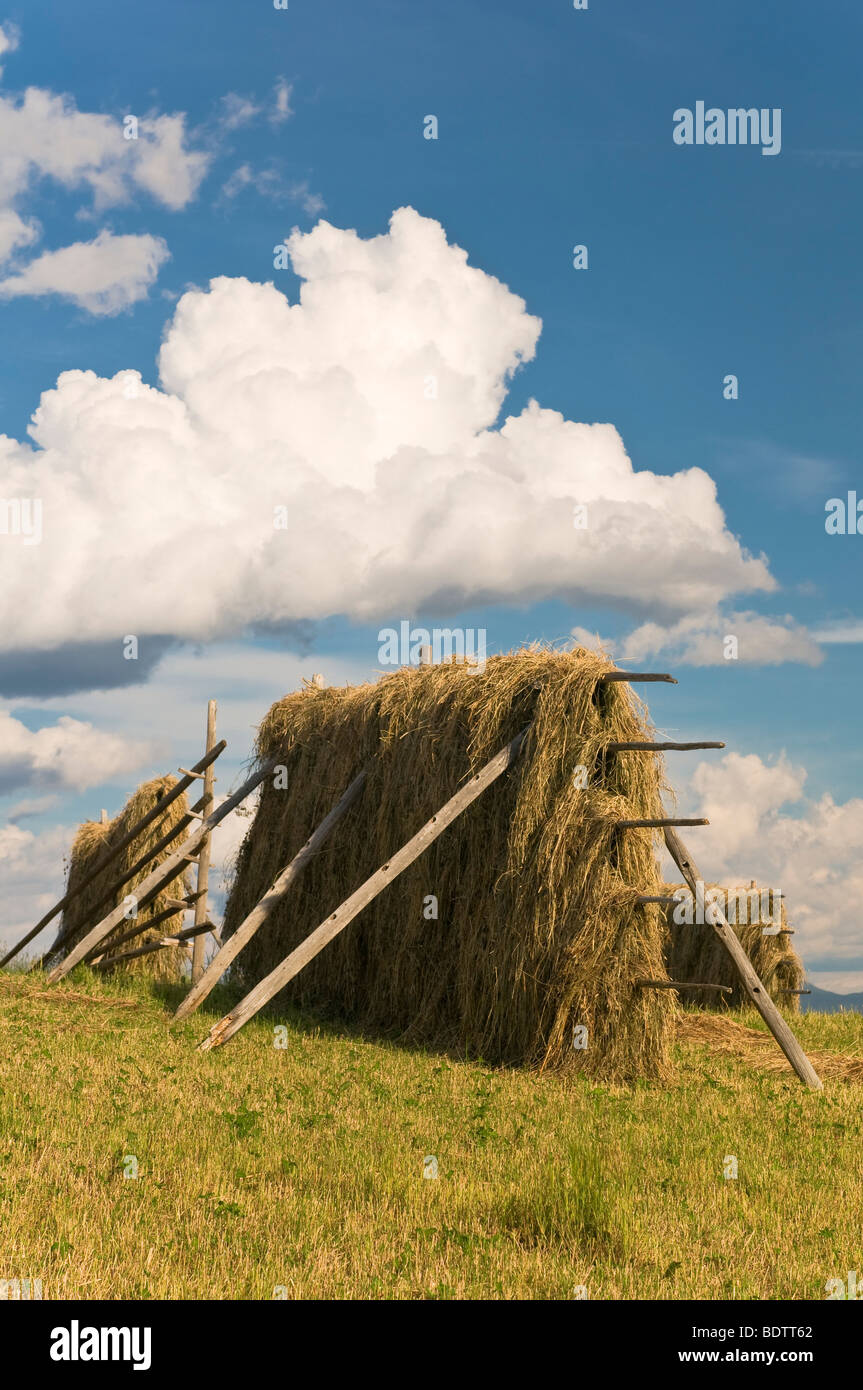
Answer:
[[51, 777, 192, 981], [223, 646, 678, 1081], [664, 882, 804, 1011]]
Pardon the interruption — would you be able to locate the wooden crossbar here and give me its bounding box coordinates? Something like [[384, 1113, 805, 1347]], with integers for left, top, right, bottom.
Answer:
[[45, 758, 278, 984], [198, 727, 530, 1052], [94, 920, 214, 970], [174, 767, 369, 1023], [607, 742, 725, 752], [636, 979, 733, 994], [1, 740, 226, 970], [617, 818, 709, 829], [598, 671, 677, 684]]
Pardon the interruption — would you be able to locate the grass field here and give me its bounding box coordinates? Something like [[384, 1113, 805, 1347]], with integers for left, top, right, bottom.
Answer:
[[1, 969, 861, 1300]]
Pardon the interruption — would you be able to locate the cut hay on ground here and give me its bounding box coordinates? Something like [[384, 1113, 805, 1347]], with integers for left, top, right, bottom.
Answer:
[[50, 777, 192, 982], [677, 1013, 863, 1083], [223, 646, 678, 1081], [664, 883, 805, 1011]]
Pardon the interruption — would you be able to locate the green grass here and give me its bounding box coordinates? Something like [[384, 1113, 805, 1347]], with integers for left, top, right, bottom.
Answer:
[[0, 969, 861, 1300]]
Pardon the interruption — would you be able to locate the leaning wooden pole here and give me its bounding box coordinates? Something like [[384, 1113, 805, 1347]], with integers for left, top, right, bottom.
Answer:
[[45, 758, 277, 985], [174, 767, 368, 1023], [37, 794, 209, 967], [0, 740, 226, 970], [191, 700, 218, 984], [664, 826, 822, 1090], [198, 728, 530, 1052]]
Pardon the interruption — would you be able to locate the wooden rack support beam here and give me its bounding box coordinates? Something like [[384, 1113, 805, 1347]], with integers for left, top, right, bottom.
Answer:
[[191, 700, 218, 985], [598, 671, 678, 684], [198, 727, 531, 1052], [617, 818, 709, 829], [664, 826, 822, 1090], [174, 767, 369, 1023], [607, 741, 725, 752], [636, 979, 733, 994], [94, 920, 215, 970], [84, 891, 205, 962], [1, 739, 226, 970], [45, 757, 278, 984]]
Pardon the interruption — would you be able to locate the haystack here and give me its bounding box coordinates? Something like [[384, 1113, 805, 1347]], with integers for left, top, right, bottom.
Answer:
[[223, 646, 678, 1080], [664, 882, 804, 1011], [51, 776, 192, 981]]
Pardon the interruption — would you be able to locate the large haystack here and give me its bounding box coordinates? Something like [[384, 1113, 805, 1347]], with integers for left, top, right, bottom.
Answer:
[[664, 882, 805, 1011], [223, 646, 678, 1080], [51, 776, 192, 981]]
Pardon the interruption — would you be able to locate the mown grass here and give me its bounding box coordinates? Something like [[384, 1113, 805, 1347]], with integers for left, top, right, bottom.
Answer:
[[0, 969, 861, 1300]]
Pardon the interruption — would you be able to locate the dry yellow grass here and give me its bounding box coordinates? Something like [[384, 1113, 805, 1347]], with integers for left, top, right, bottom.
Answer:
[[0, 971, 861, 1301]]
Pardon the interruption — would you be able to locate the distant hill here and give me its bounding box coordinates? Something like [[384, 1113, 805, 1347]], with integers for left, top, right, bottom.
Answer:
[[800, 982, 863, 1014]]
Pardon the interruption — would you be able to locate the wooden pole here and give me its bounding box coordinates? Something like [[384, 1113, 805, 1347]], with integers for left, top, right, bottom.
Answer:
[[663, 826, 822, 1090], [617, 818, 709, 829], [191, 701, 218, 984], [94, 920, 214, 970], [606, 741, 725, 752], [598, 671, 677, 684], [174, 767, 368, 1022], [85, 889, 206, 962], [45, 757, 278, 984], [36, 795, 208, 969], [198, 728, 530, 1052], [636, 979, 733, 994], [1, 741, 226, 970]]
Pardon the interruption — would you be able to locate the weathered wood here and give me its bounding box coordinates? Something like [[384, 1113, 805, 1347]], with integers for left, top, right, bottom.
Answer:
[[636, 978, 733, 994], [418, 644, 433, 665], [311, 672, 325, 688], [174, 767, 369, 1022], [45, 757, 278, 984], [37, 796, 208, 967], [607, 741, 725, 752], [95, 920, 215, 970], [198, 728, 530, 1051], [599, 671, 677, 684], [664, 826, 822, 1090], [100, 809, 108, 825], [84, 890, 205, 961], [1, 740, 226, 970], [617, 818, 710, 829], [192, 700, 218, 984]]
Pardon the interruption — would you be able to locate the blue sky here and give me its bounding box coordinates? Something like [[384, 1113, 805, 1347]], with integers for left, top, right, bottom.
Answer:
[[1, 0, 862, 987]]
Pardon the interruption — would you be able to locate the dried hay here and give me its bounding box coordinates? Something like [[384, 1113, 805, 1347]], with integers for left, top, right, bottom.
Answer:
[[50, 776, 192, 981], [677, 1012, 863, 1083], [664, 882, 805, 1011], [223, 646, 678, 1081]]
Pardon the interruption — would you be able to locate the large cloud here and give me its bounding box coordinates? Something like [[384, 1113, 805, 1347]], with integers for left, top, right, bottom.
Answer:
[[666, 752, 863, 983], [0, 207, 775, 650], [0, 710, 152, 793]]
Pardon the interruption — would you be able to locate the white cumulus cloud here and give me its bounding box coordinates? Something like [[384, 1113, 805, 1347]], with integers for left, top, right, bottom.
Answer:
[[0, 207, 777, 651], [0, 710, 152, 793], [0, 229, 170, 313], [665, 752, 863, 981], [617, 610, 823, 667]]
